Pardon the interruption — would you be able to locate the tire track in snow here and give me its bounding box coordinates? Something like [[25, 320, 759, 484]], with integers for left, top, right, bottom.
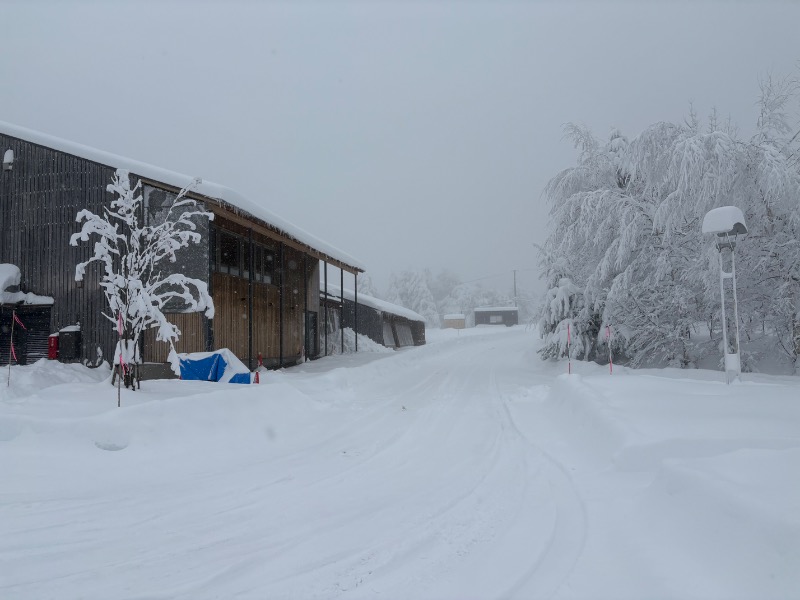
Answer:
[[486, 361, 589, 599]]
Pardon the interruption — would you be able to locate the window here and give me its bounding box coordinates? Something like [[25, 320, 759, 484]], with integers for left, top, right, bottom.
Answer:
[[254, 246, 263, 282], [215, 231, 278, 284], [218, 232, 240, 275], [241, 239, 251, 280], [263, 248, 275, 284], [489, 315, 503, 324]]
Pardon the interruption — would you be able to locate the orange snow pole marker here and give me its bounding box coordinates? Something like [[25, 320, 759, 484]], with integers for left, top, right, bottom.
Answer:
[[567, 323, 571, 374]]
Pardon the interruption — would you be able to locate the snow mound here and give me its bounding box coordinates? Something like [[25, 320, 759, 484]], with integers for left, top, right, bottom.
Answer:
[[326, 328, 394, 355], [1, 359, 110, 403]]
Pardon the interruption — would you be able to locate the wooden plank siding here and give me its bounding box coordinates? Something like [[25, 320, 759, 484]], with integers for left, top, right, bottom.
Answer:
[[142, 313, 207, 363], [207, 217, 322, 369], [252, 281, 281, 365]]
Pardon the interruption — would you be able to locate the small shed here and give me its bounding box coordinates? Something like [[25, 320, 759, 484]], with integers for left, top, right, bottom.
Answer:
[[474, 306, 518, 327], [443, 313, 466, 329], [322, 285, 425, 349]]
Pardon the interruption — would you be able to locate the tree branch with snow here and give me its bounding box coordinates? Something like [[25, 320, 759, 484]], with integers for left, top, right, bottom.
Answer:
[[70, 169, 215, 385]]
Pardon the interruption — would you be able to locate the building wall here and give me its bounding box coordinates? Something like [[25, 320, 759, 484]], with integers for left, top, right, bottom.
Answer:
[[206, 216, 321, 369], [0, 133, 117, 363], [443, 318, 466, 329]]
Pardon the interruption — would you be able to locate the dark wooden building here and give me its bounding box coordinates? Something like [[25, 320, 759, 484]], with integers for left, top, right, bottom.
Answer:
[[321, 285, 425, 349], [474, 306, 519, 327], [0, 121, 363, 369]]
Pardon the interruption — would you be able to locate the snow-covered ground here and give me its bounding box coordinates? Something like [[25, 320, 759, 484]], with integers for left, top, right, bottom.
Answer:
[[1, 327, 798, 599]]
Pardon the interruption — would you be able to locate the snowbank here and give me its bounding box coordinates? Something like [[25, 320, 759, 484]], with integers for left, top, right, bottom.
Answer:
[[325, 327, 394, 355]]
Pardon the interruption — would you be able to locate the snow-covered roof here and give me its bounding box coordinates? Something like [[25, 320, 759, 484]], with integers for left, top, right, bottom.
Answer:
[[444, 314, 466, 320], [0, 263, 54, 305], [322, 284, 425, 323], [474, 306, 518, 313], [0, 120, 364, 272]]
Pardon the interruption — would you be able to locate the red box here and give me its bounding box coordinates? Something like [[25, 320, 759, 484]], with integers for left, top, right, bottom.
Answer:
[[48, 334, 59, 360]]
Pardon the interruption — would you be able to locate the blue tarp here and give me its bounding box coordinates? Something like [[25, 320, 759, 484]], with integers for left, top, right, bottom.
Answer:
[[178, 350, 252, 384]]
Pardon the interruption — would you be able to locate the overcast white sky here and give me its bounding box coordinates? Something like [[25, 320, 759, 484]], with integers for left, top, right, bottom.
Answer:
[[2, 1, 799, 297]]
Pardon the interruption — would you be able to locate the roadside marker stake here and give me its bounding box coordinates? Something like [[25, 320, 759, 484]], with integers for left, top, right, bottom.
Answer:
[[567, 323, 571, 375]]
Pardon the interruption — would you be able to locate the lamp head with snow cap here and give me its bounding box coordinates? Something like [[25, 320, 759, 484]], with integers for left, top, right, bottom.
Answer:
[[3, 149, 13, 171], [702, 206, 747, 238]]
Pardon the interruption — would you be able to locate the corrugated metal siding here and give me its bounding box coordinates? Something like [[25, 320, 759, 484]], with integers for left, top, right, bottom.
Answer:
[[0, 134, 116, 363], [394, 322, 414, 347]]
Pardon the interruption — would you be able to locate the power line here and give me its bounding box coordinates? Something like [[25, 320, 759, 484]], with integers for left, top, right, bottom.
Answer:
[[460, 268, 538, 286]]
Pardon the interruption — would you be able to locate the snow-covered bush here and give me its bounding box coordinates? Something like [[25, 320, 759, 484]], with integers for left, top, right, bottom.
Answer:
[[70, 169, 215, 384]]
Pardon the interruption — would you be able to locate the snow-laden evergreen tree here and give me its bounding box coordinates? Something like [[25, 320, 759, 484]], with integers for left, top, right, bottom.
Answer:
[[386, 269, 441, 328], [355, 272, 380, 298], [538, 73, 800, 370], [427, 269, 462, 314], [71, 169, 215, 384]]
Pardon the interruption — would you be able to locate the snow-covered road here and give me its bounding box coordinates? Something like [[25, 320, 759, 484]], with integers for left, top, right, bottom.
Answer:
[[1, 327, 798, 599]]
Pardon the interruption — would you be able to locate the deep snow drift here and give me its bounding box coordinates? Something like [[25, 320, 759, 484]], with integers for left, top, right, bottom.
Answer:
[[1, 327, 798, 599]]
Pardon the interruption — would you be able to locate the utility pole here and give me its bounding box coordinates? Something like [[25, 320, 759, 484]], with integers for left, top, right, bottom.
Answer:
[[513, 270, 518, 307]]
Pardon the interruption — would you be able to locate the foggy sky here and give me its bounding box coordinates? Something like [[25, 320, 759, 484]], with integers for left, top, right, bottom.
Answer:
[[2, 1, 799, 297]]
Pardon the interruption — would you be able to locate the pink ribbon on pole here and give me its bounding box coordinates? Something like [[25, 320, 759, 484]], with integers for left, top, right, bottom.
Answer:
[[13, 313, 26, 330], [567, 323, 572, 375], [10, 342, 17, 362], [117, 312, 126, 375]]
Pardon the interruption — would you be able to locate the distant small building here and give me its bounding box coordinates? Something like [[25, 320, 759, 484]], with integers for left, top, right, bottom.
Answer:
[[474, 306, 518, 327], [443, 313, 466, 329], [322, 285, 425, 349]]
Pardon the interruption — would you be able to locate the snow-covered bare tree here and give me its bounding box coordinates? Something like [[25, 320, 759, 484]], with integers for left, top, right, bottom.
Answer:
[[71, 169, 215, 385]]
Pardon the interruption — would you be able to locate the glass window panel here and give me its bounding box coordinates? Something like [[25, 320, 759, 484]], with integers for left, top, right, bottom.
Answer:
[[254, 246, 263, 282], [241, 240, 250, 279], [219, 233, 239, 275]]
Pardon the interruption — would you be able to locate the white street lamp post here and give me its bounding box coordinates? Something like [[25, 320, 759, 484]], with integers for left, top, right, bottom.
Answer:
[[702, 206, 748, 384]]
